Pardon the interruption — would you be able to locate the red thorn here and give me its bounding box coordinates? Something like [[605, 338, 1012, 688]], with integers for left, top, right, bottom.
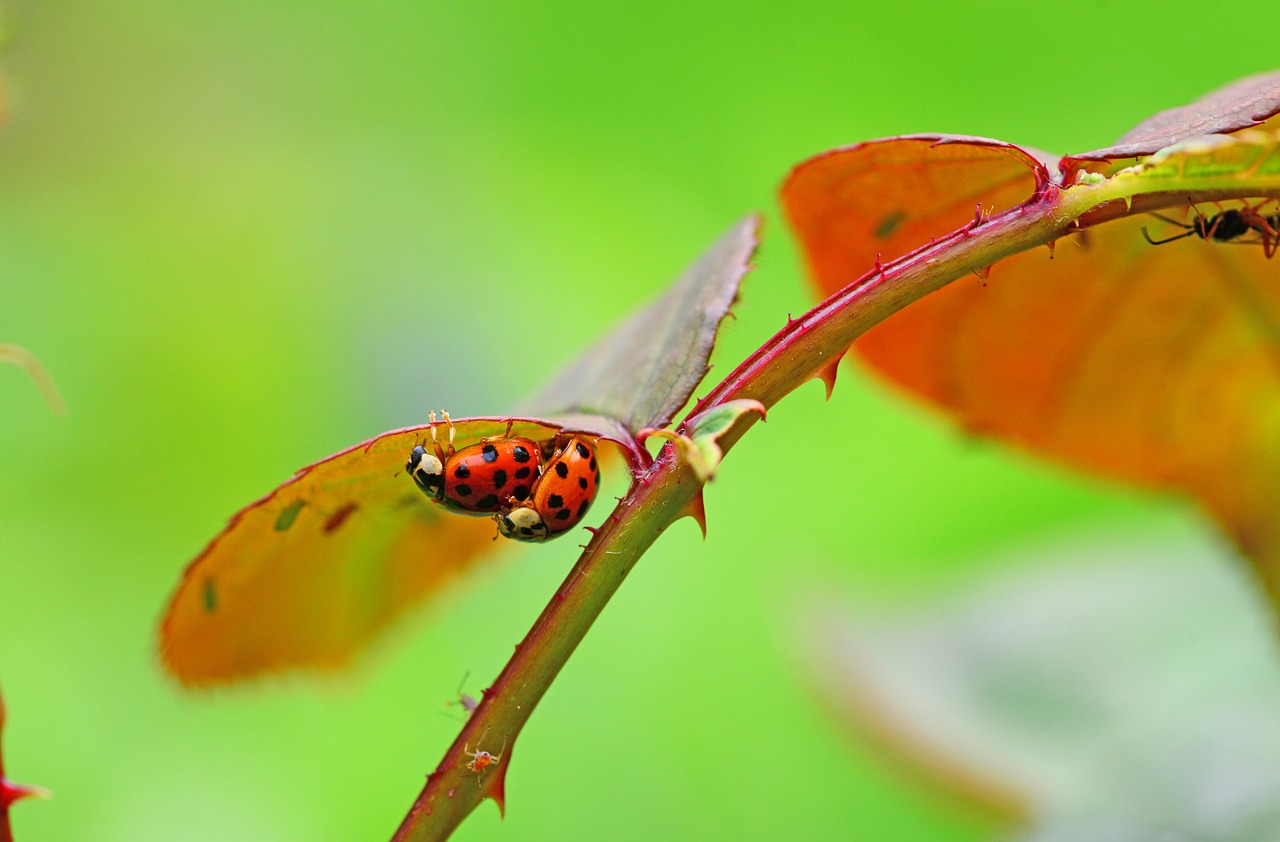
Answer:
[[1046, 239, 1057, 259], [872, 253, 886, 280], [814, 359, 841, 401], [681, 492, 708, 539], [2, 777, 49, 808], [972, 202, 984, 225], [490, 764, 509, 818]]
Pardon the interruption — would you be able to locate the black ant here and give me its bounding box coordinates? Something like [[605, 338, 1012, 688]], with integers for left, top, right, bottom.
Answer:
[[1141, 202, 1280, 258]]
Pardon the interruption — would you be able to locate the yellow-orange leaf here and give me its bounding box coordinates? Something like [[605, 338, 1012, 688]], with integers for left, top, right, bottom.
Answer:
[[159, 419, 563, 686]]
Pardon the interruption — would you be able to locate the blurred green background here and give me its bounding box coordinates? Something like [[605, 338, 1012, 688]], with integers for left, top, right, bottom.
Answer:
[[0, 2, 1269, 839]]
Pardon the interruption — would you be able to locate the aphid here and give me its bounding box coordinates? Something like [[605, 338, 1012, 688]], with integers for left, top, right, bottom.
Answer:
[[496, 436, 601, 542], [407, 411, 542, 514], [445, 672, 479, 716], [463, 736, 505, 773], [1142, 202, 1280, 258]]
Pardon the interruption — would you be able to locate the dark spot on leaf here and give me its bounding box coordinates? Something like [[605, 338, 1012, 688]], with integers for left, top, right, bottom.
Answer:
[[555, 462, 569, 479], [576, 442, 590, 459], [555, 508, 572, 521], [513, 446, 531, 463], [512, 484, 529, 499], [493, 469, 507, 488], [454, 463, 471, 479], [477, 494, 500, 508], [548, 494, 563, 508], [578, 477, 588, 490], [323, 502, 358, 534], [875, 211, 905, 239], [274, 499, 306, 532], [455, 484, 473, 497], [482, 444, 498, 462], [515, 466, 531, 479], [203, 578, 217, 613]]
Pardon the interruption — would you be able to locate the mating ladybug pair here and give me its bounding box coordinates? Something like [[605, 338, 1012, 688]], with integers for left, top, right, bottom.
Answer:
[[405, 412, 601, 543]]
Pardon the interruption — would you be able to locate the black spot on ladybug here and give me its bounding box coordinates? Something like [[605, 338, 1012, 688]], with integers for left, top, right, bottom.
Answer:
[[589, 457, 597, 471], [578, 500, 590, 518], [521, 527, 533, 536], [555, 508, 572, 521], [482, 444, 498, 462], [578, 477, 588, 490], [477, 494, 500, 509], [512, 484, 530, 499], [455, 484, 473, 497], [454, 463, 471, 479], [555, 462, 569, 479], [515, 466, 531, 479], [548, 494, 563, 508], [492, 469, 507, 488], [514, 446, 531, 463], [576, 442, 590, 459]]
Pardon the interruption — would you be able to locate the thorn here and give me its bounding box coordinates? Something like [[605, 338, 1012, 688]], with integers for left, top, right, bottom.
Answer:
[[1046, 239, 1056, 259], [1, 778, 49, 807], [972, 202, 984, 226], [681, 492, 708, 539], [873, 253, 886, 279], [813, 359, 841, 401], [491, 764, 509, 818]]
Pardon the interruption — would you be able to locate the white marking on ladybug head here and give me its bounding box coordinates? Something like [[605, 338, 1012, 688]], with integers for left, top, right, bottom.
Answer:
[[497, 506, 548, 542], [408, 445, 445, 499]]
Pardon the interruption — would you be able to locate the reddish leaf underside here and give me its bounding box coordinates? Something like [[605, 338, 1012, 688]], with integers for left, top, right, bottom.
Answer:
[[1072, 70, 1280, 163], [783, 76, 1280, 609], [159, 419, 566, 686]]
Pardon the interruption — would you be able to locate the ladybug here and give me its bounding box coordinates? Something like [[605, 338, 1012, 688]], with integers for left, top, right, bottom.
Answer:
[[497, 436, 600, 542], [407, 412, 541, 514]]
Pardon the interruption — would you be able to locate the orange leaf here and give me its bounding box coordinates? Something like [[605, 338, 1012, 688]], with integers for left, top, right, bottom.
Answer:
[[783, 76, 1280, 609], [159, 418, 566, 686]]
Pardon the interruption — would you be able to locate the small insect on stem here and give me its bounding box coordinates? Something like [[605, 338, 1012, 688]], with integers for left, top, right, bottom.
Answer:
[[445, 672, 479, 716], [1141, 200, 1280, 258], [463, 731, 507, 775]]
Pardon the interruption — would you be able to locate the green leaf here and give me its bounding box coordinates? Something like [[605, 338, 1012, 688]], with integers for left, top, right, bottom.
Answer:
[[648, 399, 766, 482], [516, 215, 759, 435]]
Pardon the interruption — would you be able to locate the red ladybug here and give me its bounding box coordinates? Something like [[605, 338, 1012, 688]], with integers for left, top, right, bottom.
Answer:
[[497, 436, 600, 542], [407, 412, 541, 514]]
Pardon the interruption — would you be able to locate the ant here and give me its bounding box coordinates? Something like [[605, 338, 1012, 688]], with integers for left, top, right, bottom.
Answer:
[[1142, 201, 1280, 258]]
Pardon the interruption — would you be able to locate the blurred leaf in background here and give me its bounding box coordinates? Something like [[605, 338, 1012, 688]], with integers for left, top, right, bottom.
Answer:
[[801, 529, 1280, 841]]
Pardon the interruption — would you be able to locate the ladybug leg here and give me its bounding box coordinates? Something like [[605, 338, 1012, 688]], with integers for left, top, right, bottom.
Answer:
[[428, 411, 449, 462], [441, 409, 456, 450]]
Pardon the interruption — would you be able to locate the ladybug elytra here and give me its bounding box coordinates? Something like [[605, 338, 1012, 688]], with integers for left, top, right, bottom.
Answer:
[[496, 436, 601, 542], [407, 412, 541, 514]]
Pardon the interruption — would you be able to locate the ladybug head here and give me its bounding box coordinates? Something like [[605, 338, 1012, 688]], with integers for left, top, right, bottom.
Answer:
[[407, 444, 445, 500], [496, 506, 549, 542]]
